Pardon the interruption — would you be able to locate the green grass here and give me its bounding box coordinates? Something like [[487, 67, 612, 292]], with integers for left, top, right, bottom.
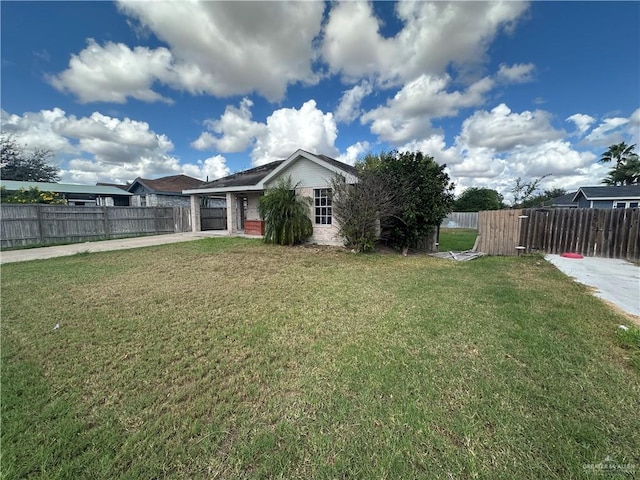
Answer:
[[438, 227, 477, 251], [2, 238, 639, 479]]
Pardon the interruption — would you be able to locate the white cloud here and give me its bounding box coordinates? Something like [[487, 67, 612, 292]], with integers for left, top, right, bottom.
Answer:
[[194, 99, 339, 166], [322, 1, 529, 86], [191, 98, 266, 152], [181, 155, 230, 182], [584, 116, 630, 147], [49, 40, 174, 104], [399, 134, 460, 166], [459, 103, 563, 151], [252, 100, 338, 165], [629, 108, 640, 143], [1, 108, 229, 184], [361, 74, 494, 144], [114, 0, 325, 102], [497, 63, 535, 83], [337, 141, 371, 166], [566, 113, 596, 135], [1, 108, 75, 153], [334, 81, 373, 124]]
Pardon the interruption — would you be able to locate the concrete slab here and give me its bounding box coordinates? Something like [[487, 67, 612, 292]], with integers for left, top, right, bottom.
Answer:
[[0, 231, 230, 264], [545, 254, 640, 318]]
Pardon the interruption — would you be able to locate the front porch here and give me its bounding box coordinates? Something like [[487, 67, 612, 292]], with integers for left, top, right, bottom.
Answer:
[[189, 191, 264, 237]]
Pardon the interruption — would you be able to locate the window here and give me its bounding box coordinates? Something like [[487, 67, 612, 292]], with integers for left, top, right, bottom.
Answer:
[[314, 188, 332, 225], [630, 202, 639, 208], [616, 202, 626, 208], [615, 201, 639, 209]]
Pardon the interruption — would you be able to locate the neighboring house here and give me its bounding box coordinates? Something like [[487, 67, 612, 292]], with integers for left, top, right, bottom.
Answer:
[[128, 174, 206, 207], [547, 192, 578, 208], [0, 180, 132, 206], [183, 149, 358, 245], [571, 185, 640, 209]]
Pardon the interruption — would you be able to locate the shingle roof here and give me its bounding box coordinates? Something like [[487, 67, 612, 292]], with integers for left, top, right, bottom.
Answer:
[[198, 160, 285, 189], [0, 180, 132, 196], [316, 154, 359, 176], [549, 192, 577, 206], [574, 185, 640, 200], [96, 182, 129, 191], [130, 175, 204, 194]]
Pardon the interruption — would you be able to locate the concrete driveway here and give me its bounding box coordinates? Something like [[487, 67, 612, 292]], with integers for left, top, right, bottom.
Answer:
[[545, 254, 640, 318], [0, 232, 229, 264]]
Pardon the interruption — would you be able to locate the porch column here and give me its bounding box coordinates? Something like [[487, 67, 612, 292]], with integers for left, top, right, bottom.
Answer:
[[190, 194, 201, 232], [226, 192, 234, 234]]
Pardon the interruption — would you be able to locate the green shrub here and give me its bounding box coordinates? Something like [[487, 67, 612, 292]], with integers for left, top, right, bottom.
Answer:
[[258, 176, 313, 246]]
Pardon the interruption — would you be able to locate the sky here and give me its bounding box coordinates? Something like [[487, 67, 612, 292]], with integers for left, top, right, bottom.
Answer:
[[1, 1, 639, 201]]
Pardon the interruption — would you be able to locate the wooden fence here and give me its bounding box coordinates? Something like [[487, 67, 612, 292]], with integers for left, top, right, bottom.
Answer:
[[476, 210, 524, 256], [1, 205, 192, 249], [441, 212, 478, 229], [476, 208, 640, 262], [200, 207, 227, 230]]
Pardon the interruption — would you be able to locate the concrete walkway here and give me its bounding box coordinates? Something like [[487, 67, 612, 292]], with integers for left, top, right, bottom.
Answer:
[[545, 254, 640, 318], [0, 231, 239, 264]]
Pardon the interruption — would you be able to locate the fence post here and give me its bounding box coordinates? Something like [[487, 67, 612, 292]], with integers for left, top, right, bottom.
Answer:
[[102, 206, 111, 239], [35, 204, 44, 244]]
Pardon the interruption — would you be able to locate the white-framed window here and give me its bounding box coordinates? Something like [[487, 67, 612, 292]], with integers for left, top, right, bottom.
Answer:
[[614, 201, 639, 208], [314, 188, 332, 225]]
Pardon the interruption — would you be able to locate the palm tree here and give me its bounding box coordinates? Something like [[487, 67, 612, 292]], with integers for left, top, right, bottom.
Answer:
[[600, 143, 639, 185], [258, 176, 313, 245], [599, 142, 636, 167]]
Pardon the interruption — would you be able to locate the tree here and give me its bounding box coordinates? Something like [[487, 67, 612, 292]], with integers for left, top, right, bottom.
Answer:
[[331, 166, 399, 252], [599, 143, 639, 186], [453, 187, 503, 212], [362, 151, 455, 253], [511, 174, 550, 208], [258, 176, 313, 246], [0, 186, 66, 204], [1, 134, 60, 182]]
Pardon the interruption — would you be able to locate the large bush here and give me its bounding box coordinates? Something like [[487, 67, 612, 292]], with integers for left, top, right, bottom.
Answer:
[[258, 176, 313, 246]]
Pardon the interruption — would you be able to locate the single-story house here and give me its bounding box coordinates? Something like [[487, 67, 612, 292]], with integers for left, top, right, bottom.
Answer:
[[571, 185, 640, 209], [0, 180, 132, 206], [183, 149, 358, 245], [547, 192, 578, 208], [128, 174, 213, 207]]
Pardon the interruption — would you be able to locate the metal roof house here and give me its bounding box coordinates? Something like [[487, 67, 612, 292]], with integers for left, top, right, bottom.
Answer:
[[571, 185, 640, 209], [0, 180, 132, 206], [183, 149, 358, 245], [127, 174, 206, 207]]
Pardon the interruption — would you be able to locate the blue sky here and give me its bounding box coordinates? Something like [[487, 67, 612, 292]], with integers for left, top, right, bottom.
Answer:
[[2, 1, 638, 200]]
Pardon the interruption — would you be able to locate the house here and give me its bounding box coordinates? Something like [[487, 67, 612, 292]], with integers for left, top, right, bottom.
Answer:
[[183, 149, 358, 245], [547, 191, 578, 208], [571, 185, 640, 209], [0, 180, 132, 206], [128, 174, 208, 207]]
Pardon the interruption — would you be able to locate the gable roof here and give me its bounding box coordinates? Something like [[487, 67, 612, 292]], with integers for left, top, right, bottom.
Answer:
[[572, 185, 640, 201], [128, 174, 204, 194], [0, 180, 132, 196], [548, 192, 577, 206], [97, 182, 130, 191], [183, 150, 357, 194]]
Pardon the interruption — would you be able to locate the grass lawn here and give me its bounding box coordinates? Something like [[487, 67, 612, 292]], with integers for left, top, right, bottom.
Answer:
[[2, 237, 639, 479], [438, 227, 477, 252]]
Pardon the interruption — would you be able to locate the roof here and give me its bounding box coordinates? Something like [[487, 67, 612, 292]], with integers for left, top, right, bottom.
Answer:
[[184, 150, 358, 195], [97, 182, 130, 191], [573, 185, 640, 201], [198, 160, 285, 189], [549, 192, 577, 206], [129, 174, 204, 194], [0, 180, 132, 196]]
